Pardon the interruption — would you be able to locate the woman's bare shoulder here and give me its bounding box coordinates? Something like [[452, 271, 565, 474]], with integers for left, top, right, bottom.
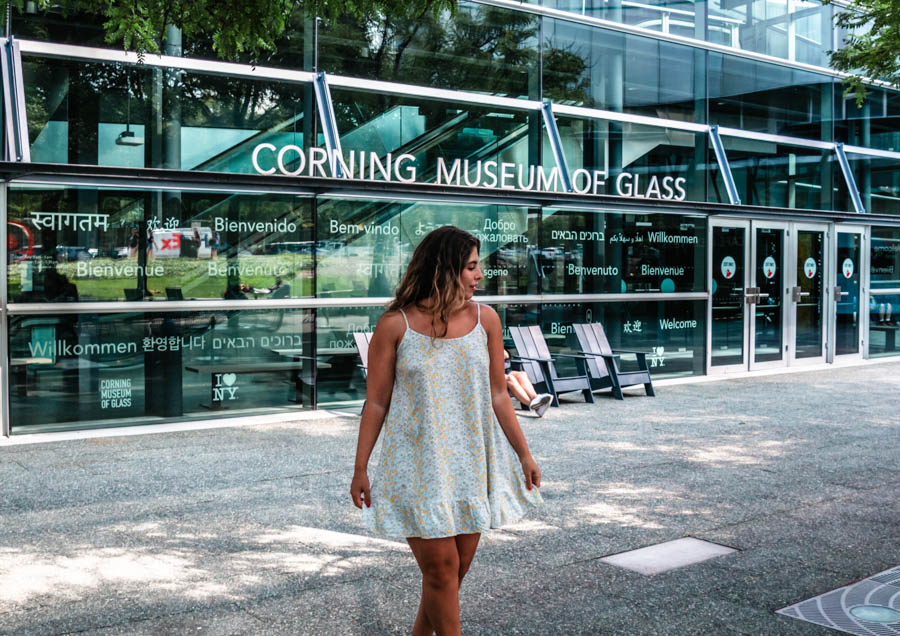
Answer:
[[477, 303, 502, 330], [374, 309, 407, 339]]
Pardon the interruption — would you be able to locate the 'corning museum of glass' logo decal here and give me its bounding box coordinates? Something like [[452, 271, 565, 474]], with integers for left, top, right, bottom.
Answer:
[[251, 145, 688, 201]]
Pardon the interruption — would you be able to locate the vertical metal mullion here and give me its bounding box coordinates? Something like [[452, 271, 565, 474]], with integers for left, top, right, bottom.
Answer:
[[1, 38, 18, 161], [542, 103, 573, 193], [313, 71, 344, 178], [9, 37, 28, 162], [834, 143, 865, 213], [709, 125, 741, 205], [1, 183, 10, 436]]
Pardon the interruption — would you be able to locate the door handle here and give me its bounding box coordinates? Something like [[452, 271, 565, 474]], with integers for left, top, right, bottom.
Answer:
[[790, 287, 810, 302], [834, 285, 849, 298], [744, 287, 758, 304]]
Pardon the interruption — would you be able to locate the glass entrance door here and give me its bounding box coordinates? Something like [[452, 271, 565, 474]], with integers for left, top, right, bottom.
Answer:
[[833, 227, 863, 358], [750, 223, 788, 369], [790, 224, 828, 365], [710, 221, 750, 372]]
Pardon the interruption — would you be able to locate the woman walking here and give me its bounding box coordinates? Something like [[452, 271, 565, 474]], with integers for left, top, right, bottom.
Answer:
[[350, 226, 542, 635]]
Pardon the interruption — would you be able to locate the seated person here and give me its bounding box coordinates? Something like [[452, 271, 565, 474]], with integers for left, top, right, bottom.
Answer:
[[504, 350, 553, 417], [871, 296, 894, 323]]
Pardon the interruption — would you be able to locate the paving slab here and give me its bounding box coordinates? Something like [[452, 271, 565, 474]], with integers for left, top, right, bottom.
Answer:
[[1, 361, 898, 634]]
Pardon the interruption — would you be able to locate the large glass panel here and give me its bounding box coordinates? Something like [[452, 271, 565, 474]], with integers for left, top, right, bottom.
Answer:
[[835, 232, 861, 355], [537, 300, 707, 379], [711, 225, 746, 366], [794, 229, 824, 358], [554, 117, 720, 203], [709, 53, 834, 140], [319, 1, 539, 99], [869, 294, 900, 357], [7, 186, 313, 303], [316, 197, 538, 299], [542, 18, 704, 123], [330, 89, 544, 190], [315, 306, 384, 407], [871, 229, 900, 290], [540, 208, 706, 294], [11, 6, 312, 70], [754, 227, 784, 363], [543, 0, 834, 66], [7, 308, 314, 433], [23, 55, 313, 172], [836, 87, 900, 153], [843, 153, 900, 216], [723, 137, 846, 210]]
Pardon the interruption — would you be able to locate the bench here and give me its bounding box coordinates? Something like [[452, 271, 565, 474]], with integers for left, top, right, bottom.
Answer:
[[186, 361, 316, 409], [9, 357, 52, 396], [870, 324, 899, 352]]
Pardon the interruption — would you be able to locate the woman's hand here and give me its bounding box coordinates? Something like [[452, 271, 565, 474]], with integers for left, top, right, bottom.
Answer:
[[520, 455, 541, 490], [350, 468, 371, 508]]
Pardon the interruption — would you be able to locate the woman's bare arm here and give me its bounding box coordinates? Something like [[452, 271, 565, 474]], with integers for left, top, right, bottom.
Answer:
[[350, 310, 405, 508], [481, 305, 541, 489]]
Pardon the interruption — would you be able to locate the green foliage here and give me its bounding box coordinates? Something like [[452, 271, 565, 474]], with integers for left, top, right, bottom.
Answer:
[[828, 0, 900, 105], [1, 0, 456, 60]]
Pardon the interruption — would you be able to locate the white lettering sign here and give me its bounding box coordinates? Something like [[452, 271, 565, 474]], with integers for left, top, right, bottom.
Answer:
[[251, 145, 688, 200]]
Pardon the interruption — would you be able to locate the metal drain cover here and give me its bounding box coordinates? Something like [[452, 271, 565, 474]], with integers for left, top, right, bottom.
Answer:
[[778, 565, 900, 635]]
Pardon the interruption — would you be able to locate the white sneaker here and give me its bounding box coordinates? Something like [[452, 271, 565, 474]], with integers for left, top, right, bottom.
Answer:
[[530, 394, 553, 417]]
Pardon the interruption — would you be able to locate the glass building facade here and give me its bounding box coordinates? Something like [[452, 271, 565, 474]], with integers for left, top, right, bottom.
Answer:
[[2, 0, 899, 434]]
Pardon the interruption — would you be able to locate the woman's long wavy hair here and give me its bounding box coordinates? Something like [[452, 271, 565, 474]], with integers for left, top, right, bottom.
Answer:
[[389, 226, 480, 337]]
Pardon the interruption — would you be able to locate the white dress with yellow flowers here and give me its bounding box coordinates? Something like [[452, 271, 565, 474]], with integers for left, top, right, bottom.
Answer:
[[363, 303, 542, 539]]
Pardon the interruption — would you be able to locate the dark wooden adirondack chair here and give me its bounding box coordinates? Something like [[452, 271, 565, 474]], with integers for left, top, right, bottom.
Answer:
[[508, 325, 594, 407], [352, 332, 374, 379], [571, 322, 655, 400]]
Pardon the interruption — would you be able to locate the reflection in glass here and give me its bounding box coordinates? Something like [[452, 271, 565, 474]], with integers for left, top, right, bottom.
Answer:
[[711, 226, 745, 366], [541, 208, 706, 294], [835, 233, 860, 355], [331, 89, 540, 188], [23, 55, 313, 172], [869, 294, 900, 357], [542, 18, 702, 123], [315, 306, 385, 407], [8, 309, 314, 433], [871, 230, 900, 289], [316, 198, 537, 298], [319, 2, 539, 99], [544, 0, 834, 66], [7, 187, 314, 303], [794, 230, 824, 358], [709, 53, 834, 140], [554, 117, 718, 203], [537, 300, 706, 379], [755, 228, 783, 363], [844, 154, 900, 215], [724, 138, 846, 210], [836, 87, 900, 154]]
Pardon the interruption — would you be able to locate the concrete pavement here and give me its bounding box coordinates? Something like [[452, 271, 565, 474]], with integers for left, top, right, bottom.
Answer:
[[1, 361, 899, 635]]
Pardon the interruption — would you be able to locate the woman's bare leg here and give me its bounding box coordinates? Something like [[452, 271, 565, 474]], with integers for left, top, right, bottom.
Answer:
[[409, 534, 481, 636], [506, 374, 532, 406], [510, 371, 538, 402], [408, 537, 461, 636]]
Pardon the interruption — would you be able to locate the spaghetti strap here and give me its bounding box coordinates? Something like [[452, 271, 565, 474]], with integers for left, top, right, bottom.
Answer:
[[476, 302, 481, 325], [398, 308, 410, 329]]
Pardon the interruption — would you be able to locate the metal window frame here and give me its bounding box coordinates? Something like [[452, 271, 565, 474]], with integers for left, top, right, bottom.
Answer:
[[6, 291, 711, 315], [0, 182, 9, 437], [834, 143, 865, 213], [541, 102, 573, 192], [313, 72, 344, 178], [1, 37, 29, 162], [709, 125, 741, 205], [552, 103, 709, 133]]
